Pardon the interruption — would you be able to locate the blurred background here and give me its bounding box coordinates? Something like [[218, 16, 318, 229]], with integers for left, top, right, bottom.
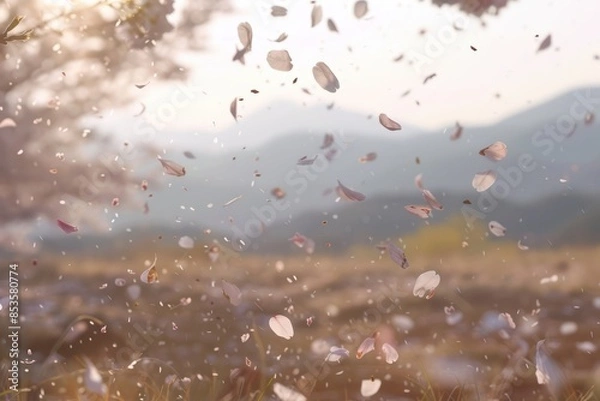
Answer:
[[1, 0, 600, 400]]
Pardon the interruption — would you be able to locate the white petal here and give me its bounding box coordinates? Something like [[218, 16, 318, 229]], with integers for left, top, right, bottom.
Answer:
[[269, 315, 294, 340], [356, 335, 376, 359], [381, 343, 398, 364], [267, 50, 293, 71], [404, 205, 432, 219], [312, 62, 340, 93], [414, 173, 424, 190], [413, 270, 440, 299], [472, 170, 496, 192], [360, 379, 381, 397], [222, 280, 242, 306], [178, 236, 194, 249], [488, 221, 506, 237], [0, 118, 16, 128], [378, 113, 402, 131], [273, 382, 306, 401]]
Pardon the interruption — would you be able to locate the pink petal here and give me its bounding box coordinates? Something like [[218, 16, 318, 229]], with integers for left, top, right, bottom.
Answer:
[[57, 219, 78, 234], [354, 1, 368, 19], [379, 113, 402, 131], [321, 133, 334, 149], [479, 141, 507, 161], [269, 315, 294, 340], [449, 122, 463, 140], [311, 5, 322, 27], [312, 62, 339, 93], [358, 152, 377, 163], [356, 335, 376, 359], [537, 34, 551, 52], [404, 205, 432, 219], [158, 158, 186, 177], [0, 118, 17, 128], [422, 189, 443, 210], [230, 98, 238, 121], [387, 242, 409, 269], [337, 180, 366, 201], [414, 173, 424, 190], [267, 50, 293, 71], [472, 170, 496, 192]]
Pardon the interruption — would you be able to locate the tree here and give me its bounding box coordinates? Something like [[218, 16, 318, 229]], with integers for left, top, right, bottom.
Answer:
[[0, 0, 229, 251]]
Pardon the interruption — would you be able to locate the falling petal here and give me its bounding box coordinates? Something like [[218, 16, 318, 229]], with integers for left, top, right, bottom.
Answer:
[[158, 158, 186, 177], [183, 151, 195, 159], [289, 232, 315, 254], [311, 5, 322, 27], [537, 34, 551, 52], [378, 113, 402, 131], [222, 280, 242, 306], [321, 133, 334, 149], [273, 383, 307, 401], [358, 152, 377, 163], [208, 245, 220, 263], [361, 379, 381, 397], [387, 242, 409, 269], [269, 315, 294, 340], [135, 82, 149, 89], [327, 19, 338, 32], [267, 50, 293, 71], [297, 155, 318, 165], [414, 173, 424, 190], [223, 195, 243, 207], [413, 270, 440, 299], [271, 5, 287, 16], [57, 219, 78, 234], [326, 346, 350, 362], [272, 32, 288, 42], [422, 189, 443, 210], [0, 118, 17, 128], [178, 236, 194, 249], [381, 343, 398, 364], [140, 255, 158, 284], [423, 73, 437, 84], [312, 62, 340, 93], [499, 312, 516, 329], [450, 122, 463, 140], [472, 170, 496, 192], [230, 98, 238, 121], [479, 141, 507, 161], [356, 335, 376, 359], [83, 357, 107, 396], [404, 205, 432, 219], [238, 22, 253, 50], [488, 220, 506, 237], [354, 1, 368, 19], [272, 187, 286, 199], [337, 180, 365, 201], [517, 240, 529, 250]]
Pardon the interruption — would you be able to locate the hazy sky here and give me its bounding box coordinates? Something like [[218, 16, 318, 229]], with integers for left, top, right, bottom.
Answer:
[[107, 0, 600, 150]]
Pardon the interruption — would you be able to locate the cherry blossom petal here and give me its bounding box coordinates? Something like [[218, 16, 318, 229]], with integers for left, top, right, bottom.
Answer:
[[326, 346, 350, 362], [449, 122, 463, 140], [158, 158, 186, 177], [327, 19, 338, 32], [361, 379, 381, 397], [267, 50, 293, 71], [358, 152, 377, 163], [321, 133, 334, 149], [222, 279, 242, 306], [387, 242, 409, 269], [289, 232, 315, 254], [378, 113, 402, 131], [356, 335, 376, 359], [537, 34, 551, 52], [413, 270, 440, 299], [230, 97, 238, 121], [273, 383, 306, 401], [238, 22, 252, 50], [312, 62, 339, 93], [311, 5, 322, 27], [271, 6, 287, 16], [472, 170, 496, 192], [414, 173, 424, 190], [404, 205, 432, 219], [140, 255, 158, 284], [337, 180, 365, 201], [422, 189, 443, 210], [488, 220, 506, 237], [0, 118, 16, 128], [479, 141, 507, 161], [269, 314, 294, 340], [517, 240, 529, 250], [57, 219, 78, 234], [178, 236, 194, 249], [381, 343, 398, 364], [354, 1, 368, 19]]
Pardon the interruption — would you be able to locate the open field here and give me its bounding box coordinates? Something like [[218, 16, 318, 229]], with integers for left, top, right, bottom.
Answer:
[[1, 241, 600, 400]]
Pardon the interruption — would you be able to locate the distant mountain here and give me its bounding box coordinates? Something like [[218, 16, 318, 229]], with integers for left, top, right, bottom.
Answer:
[[17, 86, 600, 255]]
